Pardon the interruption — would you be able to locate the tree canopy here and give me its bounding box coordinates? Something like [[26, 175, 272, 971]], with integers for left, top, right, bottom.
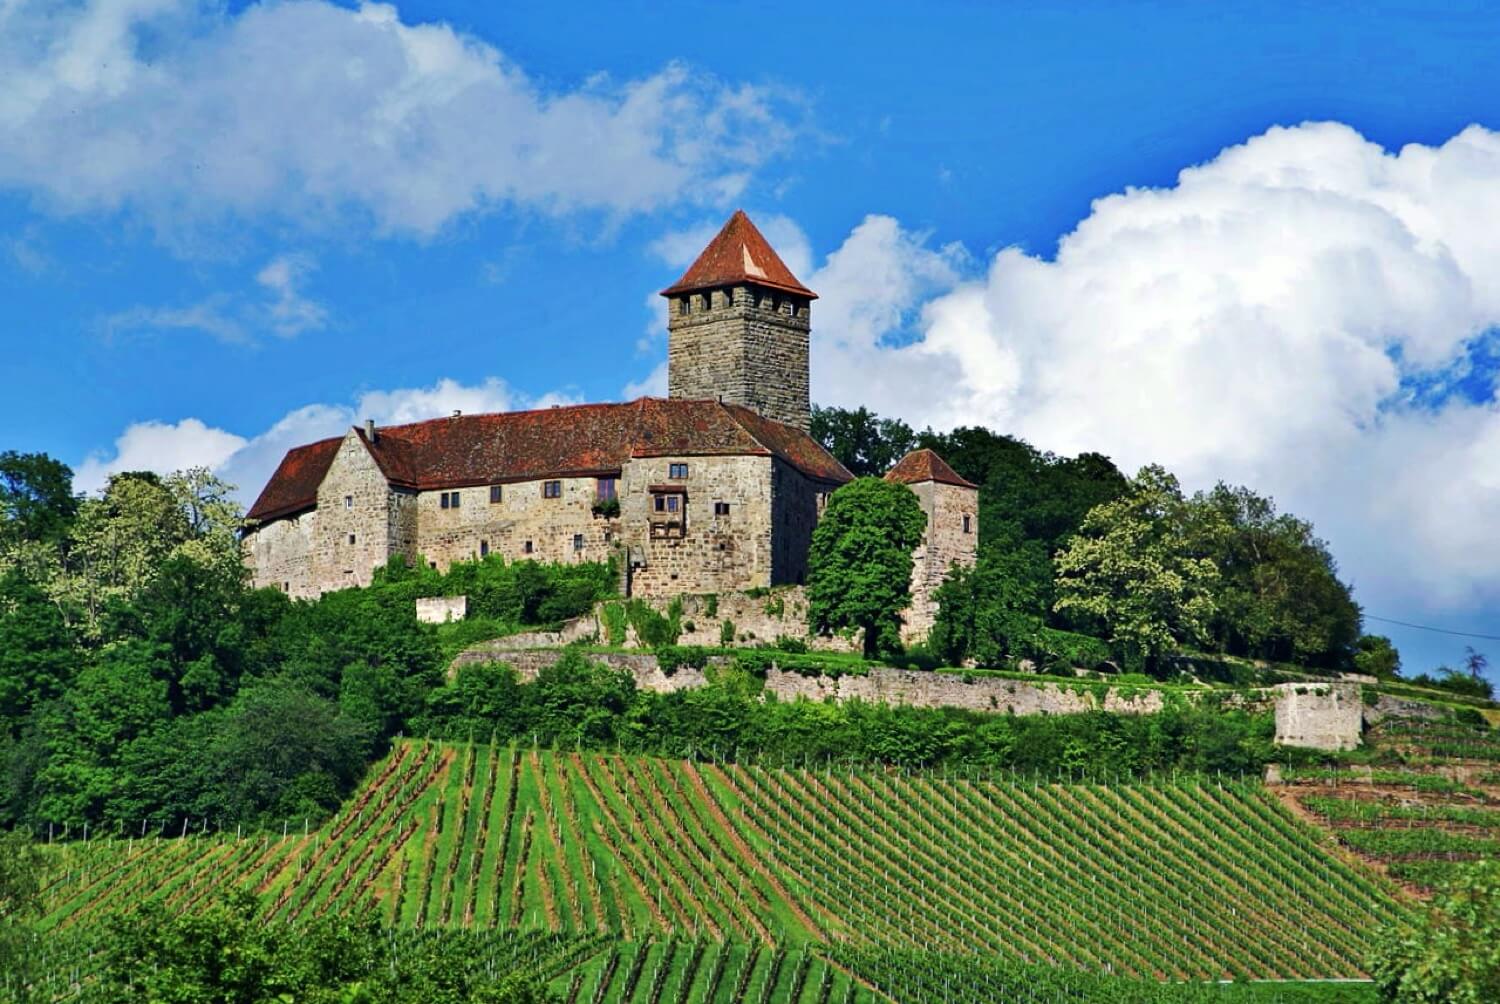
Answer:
[[807, 477, 928, 657], [1372, 860, 1500, 1003]]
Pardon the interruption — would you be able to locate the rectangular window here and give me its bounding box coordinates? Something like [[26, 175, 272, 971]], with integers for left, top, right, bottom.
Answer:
[[962, 514, 972, 534], [669, 463, 688, 479], [524, 540, 534, 555], [480, 540, 489, 557], [348, 533, 356, 545], [573, 534, 584, 552], [344, 495, 353, 509], [595, 477, 617, 501], [451, 490, 460, 508], [440, 492, 449, 509], [543, 480, 561, 499], [489, 484, 503, 504], [714, 502, 730, 516]]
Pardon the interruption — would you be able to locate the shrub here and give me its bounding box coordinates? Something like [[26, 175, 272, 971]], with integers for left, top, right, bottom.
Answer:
[[625, 599, 679, 648], [1024, 627, 1112, 672], [590, 497, 621, 518], [774, 635, 809, 654], [601, 603, 627, 646], [657, 646, 712, 677], [704, 594, 719, 618], [719, 620, 736, 647]]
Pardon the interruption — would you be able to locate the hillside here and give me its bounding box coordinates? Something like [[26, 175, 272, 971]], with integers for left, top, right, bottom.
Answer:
[[37, 742, 1399, 986]]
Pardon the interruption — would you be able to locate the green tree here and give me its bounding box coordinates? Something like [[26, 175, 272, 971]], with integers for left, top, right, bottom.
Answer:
[[1189, 484, 1360, 667], [810, 404, 918, 477], [929, 532, 1051, 666], [1355, 635, 1402, 679], [0, 451, 77, 551], [1372, 860, 1500, 1003], [1053, 465, 1223, 670], [0, 829, 48, 981], [807, 477, 928, 657], [0, 571, 77, 731]]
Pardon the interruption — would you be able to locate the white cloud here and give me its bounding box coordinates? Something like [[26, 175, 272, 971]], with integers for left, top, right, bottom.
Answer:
[[77, 375, 578, 504], [75, 417, 248, 494], [0, 1, 801, 236], [622, 361, 668, 399], [800, 122, 1500, 621]]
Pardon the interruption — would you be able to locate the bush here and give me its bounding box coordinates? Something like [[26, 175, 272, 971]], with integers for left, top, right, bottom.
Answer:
[[774, 635, 809, 654], [719, 620, 736, 647], [624, 599, 679, 648], [657, 646, 713, 676], [600, 603, 627, 646], [1023, 627, 1112, 673]]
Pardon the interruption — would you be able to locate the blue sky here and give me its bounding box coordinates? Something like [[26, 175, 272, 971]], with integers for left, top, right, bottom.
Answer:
[[4, 0, 1500, 680]]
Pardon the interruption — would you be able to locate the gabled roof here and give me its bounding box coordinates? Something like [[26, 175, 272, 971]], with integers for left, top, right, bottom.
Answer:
[[246, 398, 852, 523], [884, 448, 977, 489], [245, 436, 342, 522], [660, 210, 817, 299]]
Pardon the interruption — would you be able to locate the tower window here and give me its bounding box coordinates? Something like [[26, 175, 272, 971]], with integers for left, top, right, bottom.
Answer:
[[714, 502, 730, 516], [700, 293, 712, 311], [543, 480, 562, 499], [348, 533, 356, 545], [524, 540, 533, 554], [344, 495, 353, 509], [573, 534, 584, 552], [678, 297, 689, 316], [480, 540, 489, 557], [963, 515, 972, 534], [669, 463, 688, 479], [489, 484, 503, 504]]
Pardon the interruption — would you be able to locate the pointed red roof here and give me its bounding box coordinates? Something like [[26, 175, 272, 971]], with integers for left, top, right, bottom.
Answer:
[[660, 210, 817, 299], [884, 449, 977, 489]]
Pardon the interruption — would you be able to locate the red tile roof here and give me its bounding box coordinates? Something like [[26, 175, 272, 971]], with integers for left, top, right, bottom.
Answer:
[[246, 398, 852, 524], [245, 436, 342, 522], [660, 210, 817, 299], [884, 448, 977, 489]]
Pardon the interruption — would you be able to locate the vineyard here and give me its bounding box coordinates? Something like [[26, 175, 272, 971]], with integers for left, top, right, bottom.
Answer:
[[29, 739, 1401, 991], [1279, 713, 1500, 894]]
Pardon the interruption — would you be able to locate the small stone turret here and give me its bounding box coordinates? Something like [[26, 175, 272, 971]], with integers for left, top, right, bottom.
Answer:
[[661, 210, 816, 432], [885, 449, 979, 641]]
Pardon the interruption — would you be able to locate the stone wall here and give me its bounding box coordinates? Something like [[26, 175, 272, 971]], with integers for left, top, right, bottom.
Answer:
[[244, 510, 317, 598], [595, 587, 861, 652], [770, 459, 833, 587], [900, 480, 979, 641], [1272, 682, 1364, 751], [413, 474, 620, 572], [310, 432, 398, 593], [621, 454, 774, 596], [416, 595, 467, 624], [666, 286, 812, 432]]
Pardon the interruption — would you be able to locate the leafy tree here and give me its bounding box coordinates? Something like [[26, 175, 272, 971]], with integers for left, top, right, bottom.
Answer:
[[1372, 860, 1500, 1002], [807, 477, 928, 657], [1354, 635, 1402, 679], [930, 533, 1051, 666], [810, 404, 917, 477], [1189, 484, 1360, 667], [0, 571, 77, 731], [0, 451, 77, 550], [1053, 465, 1224, 670], [1464, 646, 1489, 682]]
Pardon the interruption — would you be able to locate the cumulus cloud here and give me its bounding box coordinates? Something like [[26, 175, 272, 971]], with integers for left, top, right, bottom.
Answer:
[[0, 0, 800, 236], [802, 122, 1500, 620], [75, 417, 248, 494], [256, 253, 327, 336], [76, 375, 577, 503]]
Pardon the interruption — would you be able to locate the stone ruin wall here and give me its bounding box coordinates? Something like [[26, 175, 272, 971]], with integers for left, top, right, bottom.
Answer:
[[1271, 682, 1364, 751]]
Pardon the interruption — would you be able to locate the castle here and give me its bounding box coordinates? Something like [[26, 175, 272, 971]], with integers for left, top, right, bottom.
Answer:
[[242, 212, 978, 635]]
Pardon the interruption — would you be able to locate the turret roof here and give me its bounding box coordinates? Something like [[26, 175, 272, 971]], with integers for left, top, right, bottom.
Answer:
[[884, 448, 978, 489], [660, 210, 817, 299]]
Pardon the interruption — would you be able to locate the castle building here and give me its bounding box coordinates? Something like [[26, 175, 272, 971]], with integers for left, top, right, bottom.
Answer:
[[243, 212, 977, 633]]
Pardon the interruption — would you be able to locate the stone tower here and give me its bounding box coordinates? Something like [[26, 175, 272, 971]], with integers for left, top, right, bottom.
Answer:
[[661, 210, 817, 432], [885, 449, 980, 641]]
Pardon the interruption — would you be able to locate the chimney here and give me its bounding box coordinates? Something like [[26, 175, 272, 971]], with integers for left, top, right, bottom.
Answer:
[[364, 419, 376, 442], [451, 409, 461, 420]]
